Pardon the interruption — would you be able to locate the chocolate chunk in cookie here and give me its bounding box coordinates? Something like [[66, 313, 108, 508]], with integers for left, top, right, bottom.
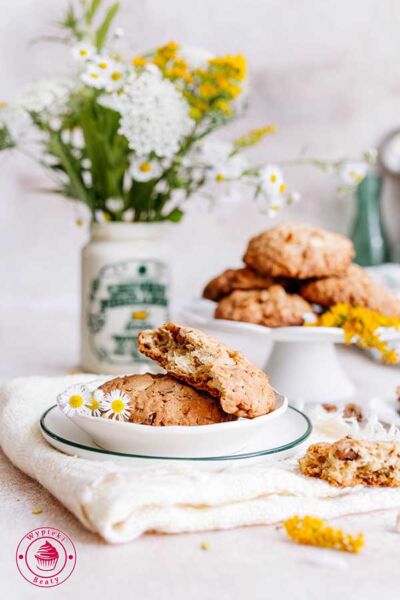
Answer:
[[299, 437, 400, 487]]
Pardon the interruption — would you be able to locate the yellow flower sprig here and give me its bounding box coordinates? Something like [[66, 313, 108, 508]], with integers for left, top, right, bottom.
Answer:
[[234, 125, 277, 150], [133, 42, 248, 123], [283, 515, 365, 554], [309, 303, 400, 364]]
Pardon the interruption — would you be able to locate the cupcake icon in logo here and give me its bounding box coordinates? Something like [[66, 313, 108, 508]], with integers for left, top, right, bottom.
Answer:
[[34, 540, 59, 571]]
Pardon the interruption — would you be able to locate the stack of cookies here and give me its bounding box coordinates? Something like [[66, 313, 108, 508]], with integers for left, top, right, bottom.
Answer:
[[94, 322, 277, 426], [203, 223, 400, 327]]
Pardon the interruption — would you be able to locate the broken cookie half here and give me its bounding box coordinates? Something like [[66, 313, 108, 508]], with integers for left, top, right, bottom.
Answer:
[[137, 322, 276, 418]]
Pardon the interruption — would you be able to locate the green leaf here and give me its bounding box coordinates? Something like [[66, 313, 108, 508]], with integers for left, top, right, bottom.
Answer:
[[95, 2, 119, 50], [0, 125, 15, 151], [165, 208, 184, 223], [86, 0, 103, 25]]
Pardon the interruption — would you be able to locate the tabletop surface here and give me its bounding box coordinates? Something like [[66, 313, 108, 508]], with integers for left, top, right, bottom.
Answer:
[[1, 308, 400, 599]]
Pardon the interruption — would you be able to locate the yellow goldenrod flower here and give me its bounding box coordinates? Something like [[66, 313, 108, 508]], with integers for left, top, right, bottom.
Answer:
[[283, 515, 365, 554], [132, 56, 147, 68], [309, 303, 400, 364], [189, 106, 202, 121], [213, 99, 232, 116], [234, 125, 277, 149], [198, 82, 218, 99]]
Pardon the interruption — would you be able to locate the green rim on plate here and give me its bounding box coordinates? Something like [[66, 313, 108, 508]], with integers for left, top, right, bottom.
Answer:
[[40, 404, 312, 462]]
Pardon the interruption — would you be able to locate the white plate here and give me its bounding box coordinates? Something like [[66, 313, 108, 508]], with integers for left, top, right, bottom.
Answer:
[[40, 404, 311, 467], [59, 379, 288, 457]]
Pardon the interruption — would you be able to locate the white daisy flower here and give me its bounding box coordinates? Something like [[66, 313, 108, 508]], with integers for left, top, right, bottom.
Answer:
[[93, 55, 114, 72], [105, 197, 125, 212], [85, 389, 104, 417], [212, 154, 249, 182], [117, 69, 194, 158], [129, 157, 163, 181], [95, 209, 112, 222], [81, 65, 107, 89], [105, 65, 126, 92], [71, 42, 96, 62], [57, 384, 90, 417], [259, 164, 285, 196], [339, 161, 368, 186], [101, 389, 131, 421]]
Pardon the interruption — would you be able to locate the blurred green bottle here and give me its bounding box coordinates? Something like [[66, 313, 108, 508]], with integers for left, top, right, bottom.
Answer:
[[351, 171, 392, 266]]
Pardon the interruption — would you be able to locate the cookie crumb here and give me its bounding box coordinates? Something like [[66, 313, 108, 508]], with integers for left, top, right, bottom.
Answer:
[[343, 403, 363, 422], [322, 403, 337, 413], [32, 507, 42, 515]]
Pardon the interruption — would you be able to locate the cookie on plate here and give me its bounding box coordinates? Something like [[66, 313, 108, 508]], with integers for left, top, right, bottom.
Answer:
[[137, 322, 276, 418], [300, 264, 400, 317], [243, 223, 354, 279], [214, 285, 313, 327], [203, 267, 276, 302], [99, 373, 234, 426], [299, 437, 400, 487]]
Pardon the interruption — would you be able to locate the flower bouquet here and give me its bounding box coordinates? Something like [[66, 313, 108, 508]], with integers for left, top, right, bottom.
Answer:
[[0, 0, 299, 223]]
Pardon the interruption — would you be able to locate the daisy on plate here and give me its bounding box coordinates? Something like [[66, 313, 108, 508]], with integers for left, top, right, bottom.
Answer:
[[101, 389, 131, 421], [85, 389, 104, 418], [57, 384, 90, 416]]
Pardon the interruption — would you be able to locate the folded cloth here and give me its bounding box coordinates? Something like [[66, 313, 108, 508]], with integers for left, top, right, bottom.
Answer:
[[1, 376, 400, 544]]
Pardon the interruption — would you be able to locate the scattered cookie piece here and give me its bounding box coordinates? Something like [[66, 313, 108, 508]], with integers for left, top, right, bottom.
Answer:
[[203, 267, 277, 301], [299, 437, 400, 487], [300, 264, 400, 317], [99, 374, 234, 426], [137, 322, 276, 418], [214, 286, 313, 327], [342, 403, 363, 422], [243, 223, 354, 279], [322, 403, 338, 413]]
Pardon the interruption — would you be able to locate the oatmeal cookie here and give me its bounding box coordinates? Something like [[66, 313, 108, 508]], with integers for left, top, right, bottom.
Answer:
[[243, 223, 354, 279], [203, 267, 277, 302], [299, 436, 400, 487], [99, 373, 234, 426], [214, 285, 313, 327], [300, 264, 400, 317], [137, 322, 276, 418]]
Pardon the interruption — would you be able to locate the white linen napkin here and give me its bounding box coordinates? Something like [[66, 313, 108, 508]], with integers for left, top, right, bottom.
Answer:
[[1, 375, 400, 544]]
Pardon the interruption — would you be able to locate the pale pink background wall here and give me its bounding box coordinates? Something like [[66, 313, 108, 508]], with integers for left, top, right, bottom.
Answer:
[[1, 0, 400, 313]]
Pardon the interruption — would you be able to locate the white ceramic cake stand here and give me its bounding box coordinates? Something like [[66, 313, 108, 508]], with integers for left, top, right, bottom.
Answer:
[[180, 299, 355, 404]]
